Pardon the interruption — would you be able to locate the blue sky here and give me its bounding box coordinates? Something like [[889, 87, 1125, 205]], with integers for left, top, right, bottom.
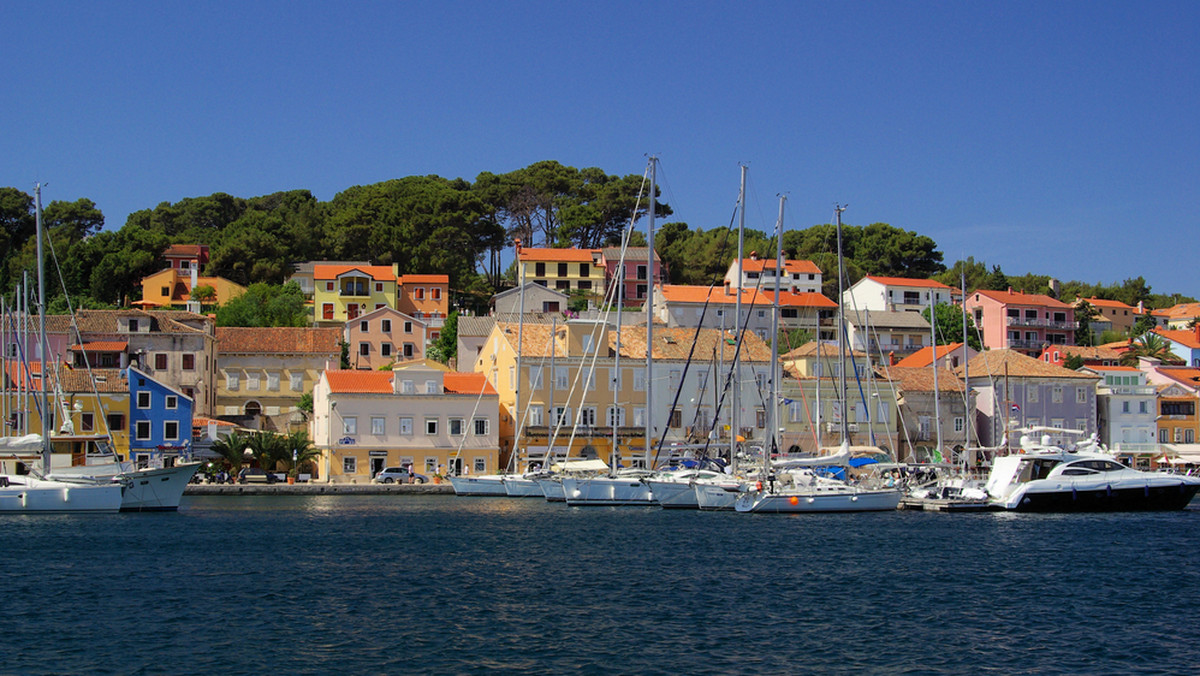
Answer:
[[4, 1, 1197, 295]]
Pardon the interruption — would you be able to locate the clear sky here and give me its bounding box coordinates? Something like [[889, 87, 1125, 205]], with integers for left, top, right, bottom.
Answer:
[[4, 1, 1197, 295]]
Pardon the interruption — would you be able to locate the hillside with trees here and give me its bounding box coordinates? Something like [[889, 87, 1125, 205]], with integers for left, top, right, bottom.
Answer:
[[1, 162, 1193, 327]]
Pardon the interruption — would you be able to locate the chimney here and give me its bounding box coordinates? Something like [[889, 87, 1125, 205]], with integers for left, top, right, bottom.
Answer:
[[888, 350, 897, 366], [749, 251, 758, 261], [1137, 300, 1145, 313], [514, 238, 522, 253], [1007, 286, 1013, 293]]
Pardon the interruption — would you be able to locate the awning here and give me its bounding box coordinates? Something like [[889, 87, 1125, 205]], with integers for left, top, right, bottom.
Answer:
[[1161, 444, 1200, 464], [70, 341, 128, 352]]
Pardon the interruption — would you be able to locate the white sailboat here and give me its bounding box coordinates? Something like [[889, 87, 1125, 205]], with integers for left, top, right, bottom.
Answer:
[[735, 202, 901, 514], [0, 185, 124, 514]]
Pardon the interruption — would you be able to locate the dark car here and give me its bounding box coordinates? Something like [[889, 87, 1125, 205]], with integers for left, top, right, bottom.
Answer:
[[239, 468, 277, 484]]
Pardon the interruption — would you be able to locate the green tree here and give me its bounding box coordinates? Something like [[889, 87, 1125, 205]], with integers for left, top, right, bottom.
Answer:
[[297, 392, 313, 420], [1064, 353, 1086, 370], [282, 430, 321, 478], [1131, 314, 1157, 338], [191, 284, 217, 306], [921, 303, 982, 351], [215, 281, 308, 327], [1120, 333, 1176, 366], [431, 312, 458, 364], [209, 430, 250, 476], [246, 431, 288, 472], [1074, 300, 1100, 346]]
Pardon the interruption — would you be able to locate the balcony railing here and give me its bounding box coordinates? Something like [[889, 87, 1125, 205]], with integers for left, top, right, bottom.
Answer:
[[1006, 316, 1078, 330]]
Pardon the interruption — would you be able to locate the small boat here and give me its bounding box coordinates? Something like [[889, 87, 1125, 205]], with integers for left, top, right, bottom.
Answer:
[[502, 473, 545, 498], [985, 432, 1200, 512], [48, 460, 201, 512], [562, 468, 657, 506], [646, 468, 742, 509], [0, 435, 124, 514], [447, 474, 510, 496]]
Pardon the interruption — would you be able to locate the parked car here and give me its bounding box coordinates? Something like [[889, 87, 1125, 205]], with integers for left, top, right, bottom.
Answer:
[[239, 468, 277, 484], [373, 467, 428, 484]]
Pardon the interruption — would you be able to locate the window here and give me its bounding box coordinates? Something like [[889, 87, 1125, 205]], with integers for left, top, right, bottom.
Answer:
[[1051, 386, 1063, 403], [474, 418, 488, 435], [128, 319, 139, 332], [954, 417, 964, 432], [342, 417, 357, 435], [375, 282, 383, 293], [1139, 401, 1148, 414], [633, 408, 646, 427], [404, 321, 413, 333], [1175, 428, 1183, 443], [402, 380, 415, 394], [1189, 430, 1196, 444], [1026, 386, 1038, 403], [755, 409, 766, 429], [106, 413, 125, 431], [155, 353, 167, 370], [1076, 387, 1088, 404], [608, 367, 620, 391], [359, 343, 370, 356], [182, 354, 195, 370], [247, 373, 260, 390], [634, 371, 645, 391], [425, 418, 438, 435], [164, 421, 179, 441], [135, 420, 151, 440], [431, 288, 441, 301], [403, 343, 414, 358], [1161, 428, 1169, 443], [425, 457, 437, 473], [370, 416, 386, 436], [579, 407, 597, 426], [226, 372, 240, 391], [1122, 401, 1130, 414], [528, 406, 544, 427], [381, 344, 392, 357], [474, 458, 486, 473], [165, 395, 177, 410], [381, 319, 391, 333], [425, 379, 437, 394], [343, 457, 357, 474], [137, 391, 150, 409], [290, 373, 303, 391], [80, 412, 94, 432], [554, 367, 569, 389], [669, 409, 683, 428], [669, 370, 681, 392], [359, 320, 369, 333], [267, 373, 279, 391], [322, 303, 334, 320], [449, 418, 464, 436], [399, 417, 413, 435], [553, 407, 570, 426], [414, 287, 425, 300]]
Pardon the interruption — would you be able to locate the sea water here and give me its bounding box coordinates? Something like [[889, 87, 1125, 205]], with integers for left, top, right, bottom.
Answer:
[[2, 496, 1198, 675]]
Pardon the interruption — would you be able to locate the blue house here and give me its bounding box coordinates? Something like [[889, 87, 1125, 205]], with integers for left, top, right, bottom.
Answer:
[[127, 366, 194, 467]]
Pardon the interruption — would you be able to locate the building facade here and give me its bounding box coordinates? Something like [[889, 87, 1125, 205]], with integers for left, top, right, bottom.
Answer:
[[216, 327, 342, 431], [964, 289, 1076, 356]]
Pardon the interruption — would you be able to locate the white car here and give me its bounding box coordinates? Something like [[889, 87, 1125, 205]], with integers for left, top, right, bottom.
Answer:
[[372, 467, 428, 484]]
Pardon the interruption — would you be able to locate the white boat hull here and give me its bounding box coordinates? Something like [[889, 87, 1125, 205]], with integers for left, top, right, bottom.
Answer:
[[536, 478, 565, 502], [645, 480, 699, 509], [502, 476, 544, 497], [562, 476, 655, 506], [448, 475, 509, 496], [694, 483, 742, 511], [0, 476, 124, 513], [735, 488, 902, 513], [50, 462, 202, 511]]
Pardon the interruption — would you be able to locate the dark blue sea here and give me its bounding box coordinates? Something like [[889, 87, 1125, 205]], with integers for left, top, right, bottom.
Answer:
[[3, 496, 1199, 675]]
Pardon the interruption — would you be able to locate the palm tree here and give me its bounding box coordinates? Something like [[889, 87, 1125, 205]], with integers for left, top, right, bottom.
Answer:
[[1120, 332, 1178, 366], [246, 431, 287, 473], [209, 430, 250, 478], [283, 430, 322, 479]]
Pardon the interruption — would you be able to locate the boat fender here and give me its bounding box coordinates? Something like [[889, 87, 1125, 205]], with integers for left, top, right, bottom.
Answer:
[[1018, 449, 1026, 454], [1106, 485, 1112, 498], [1071, 487, 1077, 501], [1145, 485, 1150, 497], [755, 481, 763, 492]]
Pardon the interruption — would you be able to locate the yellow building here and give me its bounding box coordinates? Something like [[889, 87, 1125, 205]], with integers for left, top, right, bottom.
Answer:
[[516, 246, 606, 302], [313, 264, 398, 326], [139, 267, 246, 309]]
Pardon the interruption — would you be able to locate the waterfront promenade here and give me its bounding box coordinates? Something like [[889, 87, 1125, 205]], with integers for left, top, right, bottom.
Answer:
[[185, 482, 455, 496]]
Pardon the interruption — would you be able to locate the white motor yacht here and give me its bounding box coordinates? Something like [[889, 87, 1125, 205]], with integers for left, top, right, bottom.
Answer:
[[985, 434, 1200, 512]]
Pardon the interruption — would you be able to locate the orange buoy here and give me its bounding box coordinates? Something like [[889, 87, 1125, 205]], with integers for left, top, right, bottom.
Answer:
[[789, 496, 799, 506], [755, 481, 763, 491]]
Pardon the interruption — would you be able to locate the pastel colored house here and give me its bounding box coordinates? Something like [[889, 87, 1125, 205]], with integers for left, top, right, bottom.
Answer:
[[516, 246, 606, 299], [162, 244, 209, 271], [1038, 344, 1124, 368], [878, 365, 975, 463], [964, 289, 1076, 356], [1078, 365, 1157, 457], [1076, 297, 1136, 335], [1141, 362, 1200, 448], [492, 283, 569, 315], [957, 349, 1099, 449], [215, 326, 342, 431], [139, 267, 246, 310], [128, 366, 195, 467], [345, 306, 427, 370], [652, 285, 837, 343], [1159, 302, 1200, 330], [312, 264, 398, 325], [894, 342, 977, 370], [312, 363, 499, 482], [843, 310, 931, 360], [600, 247, 666, 306], [842, 276, 955, 314], [288, 260, 371, 298], [725, 254, 822, 295], [397, 273, 450, 344], [1154, 326, 1200, 367]]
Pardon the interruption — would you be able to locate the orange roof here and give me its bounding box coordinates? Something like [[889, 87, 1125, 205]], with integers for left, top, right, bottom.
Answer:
[[325, 370, 393, 394], [658, 285, 837, 308], [518, 247, 598, 263], [1155, 328, 1200, 349], [971, 289, 1071, 309], [863, 276, 952, 289], [1154, 367, 1200, 388], [163, 244, 206, 257], [400, 274, 449, 284], [193, 416, 236, 428], [1081, 297, 1134, 310], [313, 264, 397, 281], [70, 341, 128, 352], [894, 343, 964, 368], [443, 372, 496, 395], [739, 258, 821, 275], [217, 327, 343, 354]]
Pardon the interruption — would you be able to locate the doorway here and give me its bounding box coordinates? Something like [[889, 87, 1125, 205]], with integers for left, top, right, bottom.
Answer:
[[370, 457, 385, 479]]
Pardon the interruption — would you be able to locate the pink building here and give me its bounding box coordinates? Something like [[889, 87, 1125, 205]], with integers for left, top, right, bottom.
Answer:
[[599, 247, 665, 306], [162, 244, 209, 271], [965, 289, 1076, 356], [344, 306, 428, 370]]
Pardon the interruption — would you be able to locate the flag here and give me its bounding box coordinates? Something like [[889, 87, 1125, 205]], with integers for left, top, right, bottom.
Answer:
[[1010, 403, 1021, 414]]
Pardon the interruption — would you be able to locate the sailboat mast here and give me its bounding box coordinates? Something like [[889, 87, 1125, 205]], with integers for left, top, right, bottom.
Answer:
[[930, 290, 942, 458], [961, 269, 972, 464], [732, 165, 746, 471], [35, 183, 51, 473], [513, 239, 525, 475], [644, 157, 656, 469], [767, 195, 785, 474], [835, 204, 848, 444], [611, 268, 621, 467]]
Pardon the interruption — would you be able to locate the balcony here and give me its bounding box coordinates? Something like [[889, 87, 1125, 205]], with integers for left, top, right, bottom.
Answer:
[[1006, 316, 1078, 330], [1007, 338, 1046, 350], [339, 287, 371, 297]]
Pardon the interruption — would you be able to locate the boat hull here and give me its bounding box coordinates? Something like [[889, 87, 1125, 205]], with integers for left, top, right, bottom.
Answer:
[[535, 478, 565, 502], [448, 475, 509, 496], [118, 463, 203, 511], [694, 483, 741, 511], [1004, 482, 1200, 512], [645, 480, 699, 509], [562, 476, 655, 506], [502, 476, 544, 497], [735, 488, 902, 513], [0, 477, 123, 513]]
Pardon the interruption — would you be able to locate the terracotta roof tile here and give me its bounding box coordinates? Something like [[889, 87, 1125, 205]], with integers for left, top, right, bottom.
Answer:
[[495, 322, 774, 362], [217, 327, 343, 354], [958, 349, 1099, 380], [659, 285, 836, 308], [70, 341, 129, 352], [971, 289, 1071, 309], [863, 276, 952, 289], [325, 370, 393, 394], [1156, 328, 1200, 349], [399, 274, 449, 284], [1079, 297, 1134, 310], [313, 264, 396, 281], [895, 343, 963, 368], [877, 366, 965, 392], [738, 258, 822, 275], [443, 373, 496, 395]]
